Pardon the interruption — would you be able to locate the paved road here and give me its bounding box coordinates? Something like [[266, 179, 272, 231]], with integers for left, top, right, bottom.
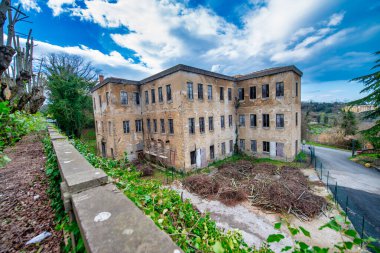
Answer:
[[311, 146, 380, 244]]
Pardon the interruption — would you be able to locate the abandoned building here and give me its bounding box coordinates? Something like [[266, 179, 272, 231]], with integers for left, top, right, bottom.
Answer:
[[91, 64, 302, 170]]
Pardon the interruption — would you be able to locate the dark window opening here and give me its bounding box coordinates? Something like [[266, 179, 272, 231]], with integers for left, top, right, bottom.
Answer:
[[250, 86, 256, 99]]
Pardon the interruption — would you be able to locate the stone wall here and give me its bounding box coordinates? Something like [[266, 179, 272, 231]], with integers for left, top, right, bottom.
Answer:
[[47, 126, 182, 253]]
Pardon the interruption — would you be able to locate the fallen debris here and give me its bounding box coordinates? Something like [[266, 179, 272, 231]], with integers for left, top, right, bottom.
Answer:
[[136, 163, 154, 176], [25, 232, 52, 245], [183, 160, 327, 219]]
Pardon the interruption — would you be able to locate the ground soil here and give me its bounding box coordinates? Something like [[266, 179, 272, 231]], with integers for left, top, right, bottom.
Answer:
[[0, 133, 62, 253]]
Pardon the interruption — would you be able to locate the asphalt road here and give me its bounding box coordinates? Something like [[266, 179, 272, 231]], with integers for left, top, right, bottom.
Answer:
[[311, 146, 380, 244]]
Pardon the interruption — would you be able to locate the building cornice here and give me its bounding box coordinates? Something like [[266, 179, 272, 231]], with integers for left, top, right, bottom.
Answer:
[[91, 64, 303, 93]]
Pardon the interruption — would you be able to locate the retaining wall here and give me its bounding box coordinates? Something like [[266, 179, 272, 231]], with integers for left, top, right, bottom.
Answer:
[[47, 126, 182, 253]]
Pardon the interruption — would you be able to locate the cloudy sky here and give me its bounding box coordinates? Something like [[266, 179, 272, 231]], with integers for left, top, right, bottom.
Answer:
[[14, 0, 380, 102]]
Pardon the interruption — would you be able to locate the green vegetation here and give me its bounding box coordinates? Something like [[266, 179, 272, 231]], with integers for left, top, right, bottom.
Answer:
[[0, 101, 46, 167], [350, 152, 380, 167], [70, 138, 379, 253], [308, 124, 331, 135], [341, 110, 357, 136], [349, 50, 380, 149], [45, 54, 98, 138], [42, 136, 85, 253], [80, 128, 97, 154], [71, 139, 261, 253]]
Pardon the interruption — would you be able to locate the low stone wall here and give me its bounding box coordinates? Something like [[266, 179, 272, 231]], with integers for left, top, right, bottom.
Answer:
[[47, 126, 182, 253]]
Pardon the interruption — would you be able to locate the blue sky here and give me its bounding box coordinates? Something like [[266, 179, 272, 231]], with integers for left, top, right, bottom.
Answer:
[[15, 0, 380, 102]]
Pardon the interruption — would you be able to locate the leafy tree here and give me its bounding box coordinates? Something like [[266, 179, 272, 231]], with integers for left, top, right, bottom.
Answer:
[[44, 54, 99, 138], [350, 51, 380, 148], [340, 110, 357, 136]]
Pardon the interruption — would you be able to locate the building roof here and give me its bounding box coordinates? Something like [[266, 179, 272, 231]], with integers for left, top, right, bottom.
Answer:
[[91, 64, 303, 92]]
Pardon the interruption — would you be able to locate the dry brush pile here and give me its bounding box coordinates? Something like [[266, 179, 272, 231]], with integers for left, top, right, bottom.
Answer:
[[183, 160, 327, 220]]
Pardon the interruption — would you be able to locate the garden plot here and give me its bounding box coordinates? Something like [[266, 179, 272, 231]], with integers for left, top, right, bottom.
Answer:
[[171, 160, 345, 251]]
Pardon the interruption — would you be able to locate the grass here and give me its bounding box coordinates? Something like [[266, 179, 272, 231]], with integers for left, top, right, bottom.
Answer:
[[80, 128, 97, 154], [308, 124, 331, 135], [350, 153, 380, 167]]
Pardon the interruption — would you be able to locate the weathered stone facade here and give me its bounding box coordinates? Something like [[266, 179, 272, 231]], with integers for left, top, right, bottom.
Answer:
[[92, 64, 302, 171]]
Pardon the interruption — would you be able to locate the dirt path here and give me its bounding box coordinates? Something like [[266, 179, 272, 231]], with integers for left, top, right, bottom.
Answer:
[[0, 133, 62, 253]]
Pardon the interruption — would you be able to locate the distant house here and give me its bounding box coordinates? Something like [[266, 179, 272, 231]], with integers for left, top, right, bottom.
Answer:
[[343, 105, 376, 113], [91, 64, 302, 171]]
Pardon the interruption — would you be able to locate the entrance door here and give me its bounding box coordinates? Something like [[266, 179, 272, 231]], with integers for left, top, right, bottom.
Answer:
[[101, 142, 106, 157]]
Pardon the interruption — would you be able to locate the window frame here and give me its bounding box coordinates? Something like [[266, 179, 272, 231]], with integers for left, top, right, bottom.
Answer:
[[221, 115, 225, 128], [276, 114, 284, 128], [251, 140, 257, 152], [262, 84, 269, 99], [166, 84, 172, 101], [153, 119, 157, 133], [276, 82, 284, 97], [198, 83, 203, 100], [160, 118, 165, 133], [239, 114, 245, 127], [187, 82, 194, 100], [135, 119, 142, 132], [262, 114, 270, 128], [228, 115, 233, 127], [210, 145, 215, 160], [208, 116, 214, 131], [250, 86, 256, 100], [199, 117, 205, 133], [263, 141, 270, 153], [158, 87, 163, 103], [123, 120, 130, 134], [219, 87, 224, 101], [144, 90, 149, 104], [239, 139, 245, 151], [189, 118, 195, 134], [228, 88, 232, 101], [207, 85, 213, 100], [151, 89, 156, 104], [168, 118, 174, 134], [120, 91, 128, 105], [238, 88, 244, 101], [250, 114, 257, 127]]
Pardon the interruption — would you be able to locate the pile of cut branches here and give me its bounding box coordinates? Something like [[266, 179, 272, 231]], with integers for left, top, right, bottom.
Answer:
[[183, 161, 327, 219]]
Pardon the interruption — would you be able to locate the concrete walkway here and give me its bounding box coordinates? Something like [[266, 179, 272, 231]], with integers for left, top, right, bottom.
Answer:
[[311, 146, 380, 242]]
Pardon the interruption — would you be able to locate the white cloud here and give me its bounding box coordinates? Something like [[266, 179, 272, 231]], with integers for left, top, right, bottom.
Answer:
[[47, 0, 76, 16], [17, 0, 41, 12], [327, 12, 345, 26], [44, 0, 352, 77], [32, 39, 154, 78]]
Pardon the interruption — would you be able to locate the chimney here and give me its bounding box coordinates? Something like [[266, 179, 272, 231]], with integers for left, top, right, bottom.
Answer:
[[99, 74, 104, 83]]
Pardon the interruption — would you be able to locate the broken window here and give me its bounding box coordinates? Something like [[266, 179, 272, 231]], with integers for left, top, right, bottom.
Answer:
[[160, 119, 165, 133], [220, 87, 224, 101], [106, 92, 110, 105], [239, 139, 245, 151], [189, 118, 195, 134], [209, 116, 214, 131], [151, 89, 156, 103], [239, 115, 245, 127], [134, 92, 140, 105], [263, 141, 270, 153], [187, 82, 194, 100], [121, 91, 128, 105], [144, 90, 149, 104], [276, 82, 284, 97], [147, 119, 151, 133], [153, 119, 157, 132], [250, 86, 256, 99], [229, 140, 233, 153], [135, 120, 142, 132], [166, 84, 172, 101], [199, 117, 205, 133], [262, 84, 269, 98], [228, 88, 232, 101], [158, 87, 163, 102], [168, 119, 174, 134], [207, 85, 212, 100], [198, 83, 203, 100], [238, 88, 244, 101], [228, 115, 232, 127], [263, 114, 270, 128], [221, 142, 226, 155], [210, 145, 215, 159], [251, 140, 257, 152], [221, 115, 225, 128], [123, 120, 130, 133], [276, 114, 284, 128], [250, 114, 257, 127], [190, 151, 196, 165]]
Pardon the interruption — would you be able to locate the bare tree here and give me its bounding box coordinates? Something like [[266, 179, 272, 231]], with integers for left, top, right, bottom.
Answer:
[[0, 0, 45, 113]]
